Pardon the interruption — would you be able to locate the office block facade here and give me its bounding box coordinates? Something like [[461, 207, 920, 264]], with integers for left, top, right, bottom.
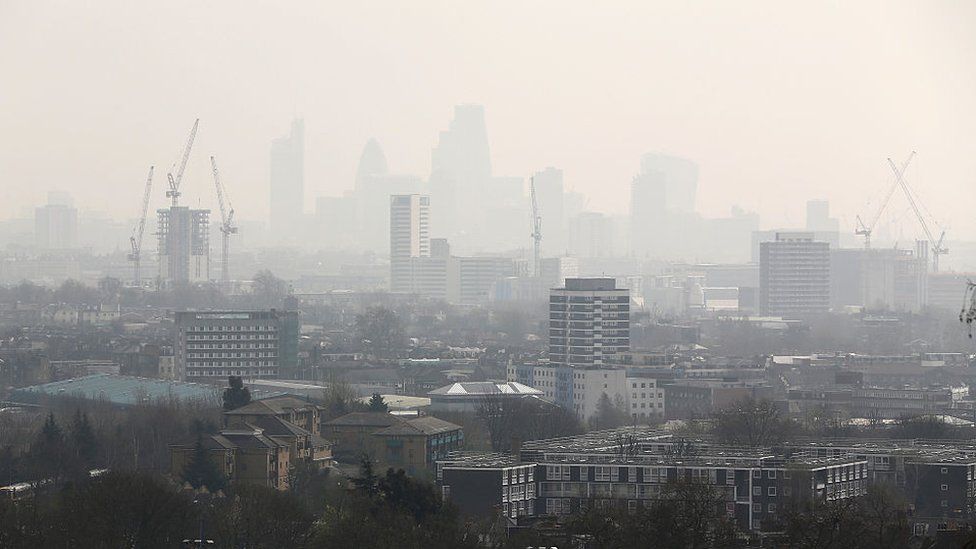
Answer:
[[175, 310, 299, 380], [759, 232, 829, 316]]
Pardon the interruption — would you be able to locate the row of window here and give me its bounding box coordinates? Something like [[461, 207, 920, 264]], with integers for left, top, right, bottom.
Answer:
[[186, 325, 277, 332], [187, 368, 277, 376], [187, 334, 276, 341]]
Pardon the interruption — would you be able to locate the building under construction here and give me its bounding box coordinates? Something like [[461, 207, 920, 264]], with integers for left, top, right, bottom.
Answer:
[[157, 206, 210, 283]]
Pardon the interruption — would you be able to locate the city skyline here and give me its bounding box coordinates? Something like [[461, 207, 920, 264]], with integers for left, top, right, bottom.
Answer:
[[1, 1, 974, 242]]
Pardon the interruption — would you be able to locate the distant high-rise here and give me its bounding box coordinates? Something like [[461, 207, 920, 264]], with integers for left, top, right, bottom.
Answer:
[[639, 153, 698, 213], [533, 167, 566, 254], [269, 119, 305, 239], [390, 194, 430, 293], [805, 199, 840, 233], [429, 104, 492, 241], [157, 206, 210, 283], [35, 191, 77, 250], [630, 153, 699, 258], [759, 232, 830, 316]]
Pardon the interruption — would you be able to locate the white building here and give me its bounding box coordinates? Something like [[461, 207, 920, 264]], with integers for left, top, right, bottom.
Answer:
[[759, 232, 830, 316], [390, 194, 430, 293]]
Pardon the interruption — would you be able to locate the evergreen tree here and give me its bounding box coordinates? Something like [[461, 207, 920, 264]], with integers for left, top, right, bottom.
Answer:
[[222, 376, 251, 411], [70, 409, 98, 469], [367, 393, 389, 413], [182, 436, 226, 491]]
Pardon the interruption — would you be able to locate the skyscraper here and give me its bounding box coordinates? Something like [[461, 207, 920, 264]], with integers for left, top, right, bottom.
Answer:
[[34, 191, 77, 250], [759, 232, 830, 316], [389, 194, 430, 293], [429, 104, 492, 242], [533, 167, 566, 254], [269, 118, 305, 239], [630, 153, 699, 258]]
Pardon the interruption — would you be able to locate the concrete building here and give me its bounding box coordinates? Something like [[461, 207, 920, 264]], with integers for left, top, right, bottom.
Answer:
[[437, 428, 867, 532], [549, 278, 630, 368], [269, 118, 305, 240], [156, 206, 210, 283], [759, 232, 830, 316], [34, 192, 77, 250], [174, 310, 300, 380], [533, 167, 566, 254], [390, 194, 430, 293]]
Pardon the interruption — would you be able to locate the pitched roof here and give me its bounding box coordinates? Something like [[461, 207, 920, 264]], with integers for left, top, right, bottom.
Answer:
[[323, 412, 408, 429], [372, 416, 461, 437], [225, 395, 318, 415], [428, 381, 542, 397], [242, 416, 311, 437]]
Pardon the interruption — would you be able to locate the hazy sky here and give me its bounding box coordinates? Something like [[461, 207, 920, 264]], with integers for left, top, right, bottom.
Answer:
[[2, 1, 974, 241]]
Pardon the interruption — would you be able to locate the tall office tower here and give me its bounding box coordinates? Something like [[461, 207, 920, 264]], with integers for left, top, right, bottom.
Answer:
[[805, 199, 840, 233], [639, 153, 698, 212], [175, 310, 299, 380], [34, 192, 78, 250], [389, 194, 430, 292], [569, 211, 615, 258], [429, 104, 492, 241], [630, 153, 699, 258], [157, 206, 210, 283], [759, 232, 830, 316], [533, 167, 566, 254], [269, 118, 305, 239]]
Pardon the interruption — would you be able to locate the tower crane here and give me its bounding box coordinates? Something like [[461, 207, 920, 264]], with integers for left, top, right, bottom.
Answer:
[[166, 119, 199, 207], [127, 166, 154, 286], [529, 176, 542, 277], [855, 151, 915, 249], [210, 156, 238, 290], [887, 155, 948, 272]]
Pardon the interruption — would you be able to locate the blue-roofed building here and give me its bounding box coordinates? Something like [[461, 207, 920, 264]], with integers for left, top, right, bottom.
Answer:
[[9, 374, 223, 407]]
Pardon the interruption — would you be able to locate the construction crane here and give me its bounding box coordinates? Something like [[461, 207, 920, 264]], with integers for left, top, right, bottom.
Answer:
[[210, 156, 238, 290], [887, 155, 948, 272], [529, 176, 542, 277], [127, 166, 154, 286], [855, 151, 915, 249], [166, 119, 199, 207]]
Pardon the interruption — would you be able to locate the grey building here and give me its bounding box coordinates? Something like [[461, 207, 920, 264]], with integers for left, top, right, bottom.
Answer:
[[175, 310, 299, 380], [269, 118, 305, 239], [759, 232, 830, 316]]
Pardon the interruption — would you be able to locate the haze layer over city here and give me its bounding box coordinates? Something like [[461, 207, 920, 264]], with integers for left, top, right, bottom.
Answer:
[[2, 2, 976, 548]]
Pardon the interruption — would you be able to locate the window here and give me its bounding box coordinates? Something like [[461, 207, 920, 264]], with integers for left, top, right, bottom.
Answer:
[[942, 467, 949, 474], [726, 470, 735, 485], [941, 484, 948, 491], [767, 470, 776, 479], [768, 487, 776, 497], [595, 466, 611, 482], [768, 503, 776, 514], [753, 486, 761, 496], [752, 503, 761, 513], [784, 486, 792, 497], [752, 470, 761, 479], [942, 500, 949, 508], [442, 485, 451, 499]]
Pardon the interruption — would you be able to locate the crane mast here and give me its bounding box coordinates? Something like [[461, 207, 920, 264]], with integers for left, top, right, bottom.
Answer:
[[166, 119, 199, 207], [855, 152, 915, 249], [210, 156, 237, 290], [127, 166, 154, 286], [886, 155, 948, 272], [529, 176, 542, 277]]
